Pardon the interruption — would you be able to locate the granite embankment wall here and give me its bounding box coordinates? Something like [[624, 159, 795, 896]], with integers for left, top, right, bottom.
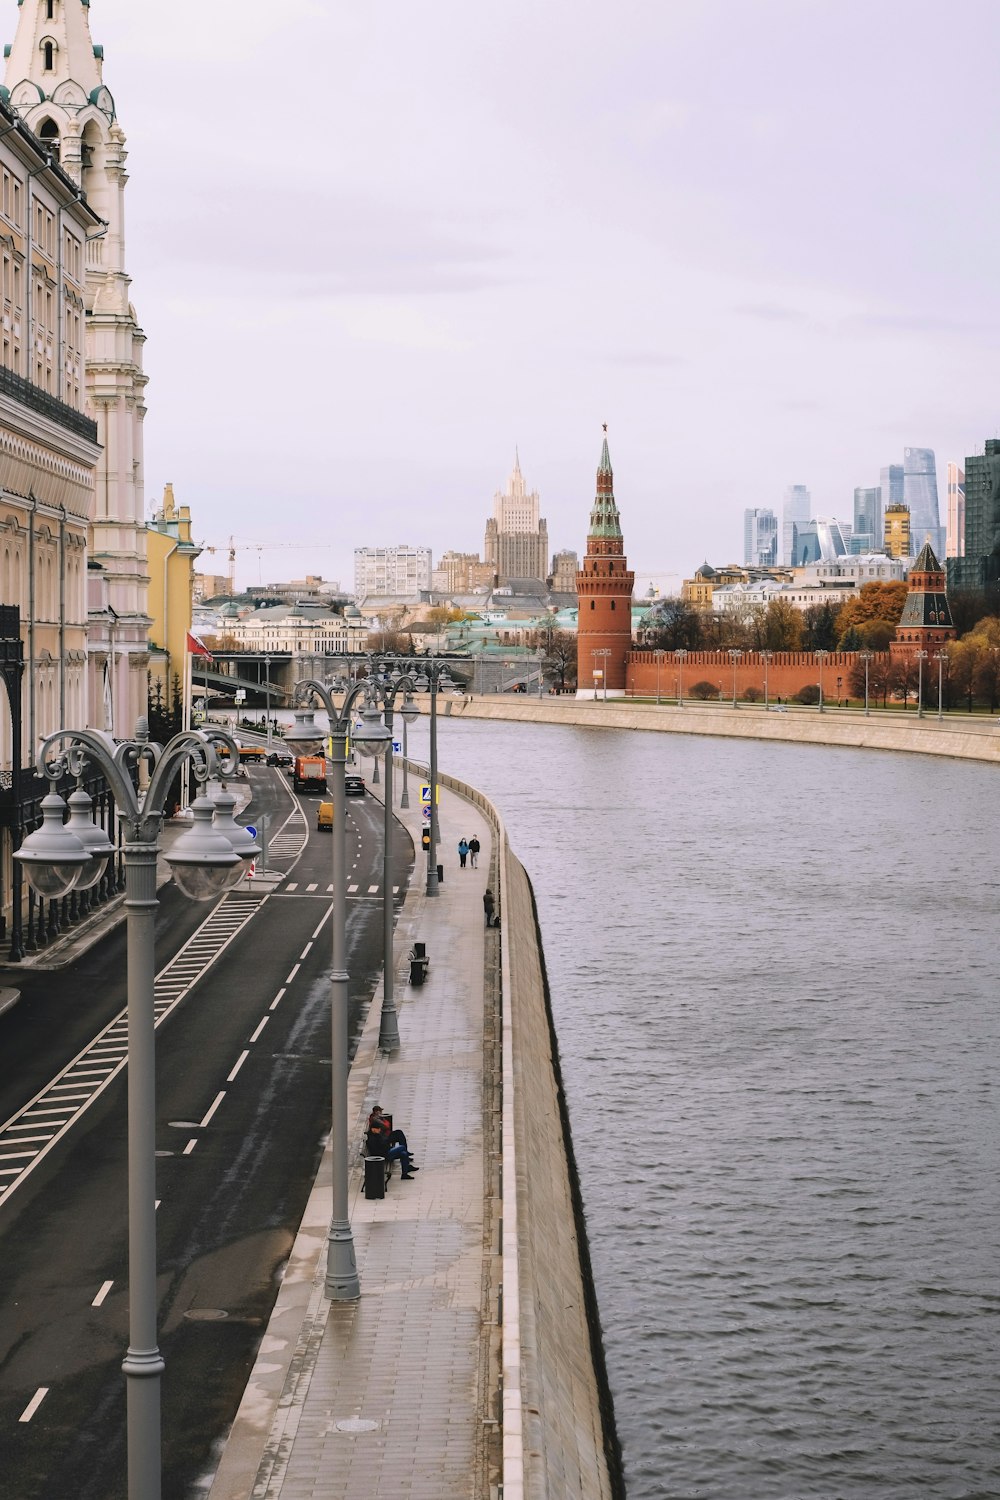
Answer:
[[435, 768, 624, 1500], [441, 694, 1000, 764]]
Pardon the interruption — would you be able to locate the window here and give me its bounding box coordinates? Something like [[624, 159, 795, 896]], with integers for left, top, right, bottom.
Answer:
[[38, 119, 59, 163], [46, 0, 55, 17], [43, 41, 54, 72]]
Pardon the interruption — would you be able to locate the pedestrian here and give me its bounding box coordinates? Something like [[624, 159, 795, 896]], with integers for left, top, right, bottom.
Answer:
[[458, 837, 469, 869], [366, 1105, 419, 1178], [468, 835, 480, 869], [483, 888, 495, 927]]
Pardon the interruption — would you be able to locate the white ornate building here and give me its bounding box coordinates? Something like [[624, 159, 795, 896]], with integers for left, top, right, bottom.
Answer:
[[4, 0, 150, 733]]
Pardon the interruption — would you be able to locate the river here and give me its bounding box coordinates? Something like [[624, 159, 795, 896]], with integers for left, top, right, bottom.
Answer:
[[403, 715, 1000, 1500]]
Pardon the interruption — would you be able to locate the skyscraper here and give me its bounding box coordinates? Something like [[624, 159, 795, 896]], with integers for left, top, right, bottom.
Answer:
[[883, 503, 911, 559], [853, 487, 881, 552], [903, 448, 943, 558], [744, 508, 778, 568], [880, 464, 905, 547], [484, 453, 549, 582], [782, 485, 811, 565], [948, 440, 1000, 593], [945, 462, 965, 559]]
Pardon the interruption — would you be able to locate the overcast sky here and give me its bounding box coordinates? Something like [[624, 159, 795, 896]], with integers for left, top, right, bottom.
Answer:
[[65, 0, 1000, 593]]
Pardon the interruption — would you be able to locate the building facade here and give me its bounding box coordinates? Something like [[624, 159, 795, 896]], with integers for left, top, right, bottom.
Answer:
[[744, 507, 778, 567], [890, 541, 955, 659], [5, 0, 151, 734], [484, 454, 549, 583], [549, 548, 579, 593], [353, 544, 432, 601], [945, 462, 965, 559], [903, 447, 943, 559], [432, 550, 493, 594], [853, 486, 881, 553], [575, 431, 634, 698], [147, 483, 200, 709], [883, 502, 911, 559], [948, 439, 1000, 594]]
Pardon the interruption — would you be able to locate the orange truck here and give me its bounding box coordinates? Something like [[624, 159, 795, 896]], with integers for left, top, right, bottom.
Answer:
[[292, 754, 327, 792]]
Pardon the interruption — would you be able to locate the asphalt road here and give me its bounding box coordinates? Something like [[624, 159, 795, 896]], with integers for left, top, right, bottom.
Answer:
[[0, 766, 412, 1500]]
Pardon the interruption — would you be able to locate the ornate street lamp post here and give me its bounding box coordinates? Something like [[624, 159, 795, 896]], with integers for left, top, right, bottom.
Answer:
[[762, 649, 773, 709], [410, 660, 454, 896], [916, 648, 928, 718], [591, 647, 611, 700], [285, 679, 390, 1297], [933, 650, 949, 721], [366, 665, 420, 1053], [728, 647, 743, 707], [653, 648, 665, 705], [860, 650, 873, 716], [674, 647, 687, 706], [15, 719, 255, 1500], [816, 649, 829, 712]]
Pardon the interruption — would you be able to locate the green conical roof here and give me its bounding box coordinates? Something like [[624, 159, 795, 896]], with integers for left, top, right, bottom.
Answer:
[[589, 429, 622, 539]]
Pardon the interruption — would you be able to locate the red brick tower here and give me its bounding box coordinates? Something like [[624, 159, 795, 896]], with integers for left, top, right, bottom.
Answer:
[[890, 540, 957, 660], [576, 428, 635, 697]]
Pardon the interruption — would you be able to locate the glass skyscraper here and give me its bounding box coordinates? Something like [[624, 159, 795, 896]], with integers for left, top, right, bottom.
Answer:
[[903, 448, 943, 559], [744, 507, 778, 568], [781, 485, 811, 565], [948, 440, 1000, 592], [853, 486, 881, 552]]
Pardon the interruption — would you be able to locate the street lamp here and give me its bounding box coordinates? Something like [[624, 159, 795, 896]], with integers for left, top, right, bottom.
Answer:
[[674, 647, 687, 707], [933, 650, 948, 721], [410, 659, 454, 896], [285, 679, 390, 1300], [264, 654, 272, 754], [728, 647, 743, 707], [816, 649, 829, 712], [366, 664, 421, 1053], [915, 649, 928, 718], [860, 650, 873, 716], [15, 719, 254, 1500], [762, 649, 773, 709], [591, 647, 611, 700], [653, 648, 665, 705]]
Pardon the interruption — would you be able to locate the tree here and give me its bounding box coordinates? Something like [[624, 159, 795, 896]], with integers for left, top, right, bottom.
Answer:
[[689, 680, 720, 700], [801, 601, 843, 650], [950, 588, 1000, 638], [838, 624, 865, 651], [147, 671, 183, 742], [762, 597, 804, 651], [836, 581, 909, 635], [640, 597, 704, 650], [887, 656, 919, 710], [543, 630, 577, 691], [741, 686, 763, 702], [367, 628, 412, 654], [858, 619, 896, 652], [847, 654, 890, 706]]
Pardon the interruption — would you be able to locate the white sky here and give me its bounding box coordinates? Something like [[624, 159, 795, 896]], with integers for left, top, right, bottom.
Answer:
[[56, 0, 1000, 592]]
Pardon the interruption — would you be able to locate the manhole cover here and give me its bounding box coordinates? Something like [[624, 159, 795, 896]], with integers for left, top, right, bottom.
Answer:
[[184, 1309, 229, 1322], [335, 1417, 379, 1434]]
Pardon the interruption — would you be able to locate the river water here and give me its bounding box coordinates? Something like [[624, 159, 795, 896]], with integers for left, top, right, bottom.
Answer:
[[404, 715, 1000, 1500]]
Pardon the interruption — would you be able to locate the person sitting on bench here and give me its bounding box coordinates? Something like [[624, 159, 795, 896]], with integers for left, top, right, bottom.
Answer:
[[366, 1105, 419, 1178]]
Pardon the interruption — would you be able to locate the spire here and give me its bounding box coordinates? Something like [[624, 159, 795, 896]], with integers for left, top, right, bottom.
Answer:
[[589, 425, 622, 539], [4, 0, 107, 106]]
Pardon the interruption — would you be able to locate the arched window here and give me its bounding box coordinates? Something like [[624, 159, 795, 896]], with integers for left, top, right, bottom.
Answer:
[[47, 0, 55, 18], [43, 40, 54, 72], [38, 118, 59, 161]]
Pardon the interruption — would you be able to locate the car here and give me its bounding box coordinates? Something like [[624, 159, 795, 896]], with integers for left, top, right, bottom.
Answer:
[[345, 775, 365, 796], [317, 801, 333, 831], [266, 749, 293, 768]]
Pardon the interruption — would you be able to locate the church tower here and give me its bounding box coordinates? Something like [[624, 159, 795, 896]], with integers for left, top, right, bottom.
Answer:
[[4, 0, 150, 734], [575, 429, 634, 698]]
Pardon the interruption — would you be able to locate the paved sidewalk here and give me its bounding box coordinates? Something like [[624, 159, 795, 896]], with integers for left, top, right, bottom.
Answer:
[[209, 777, 499, 1500]]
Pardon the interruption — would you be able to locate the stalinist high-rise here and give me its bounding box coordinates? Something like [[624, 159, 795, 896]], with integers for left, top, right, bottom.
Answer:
[[484, 453, 549, 583], [4, 0, 150, 732]]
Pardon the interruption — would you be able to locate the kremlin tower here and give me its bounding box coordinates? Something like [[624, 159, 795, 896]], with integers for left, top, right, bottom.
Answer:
[[576, 429, 635, 698], [890, 540, 956, 660]]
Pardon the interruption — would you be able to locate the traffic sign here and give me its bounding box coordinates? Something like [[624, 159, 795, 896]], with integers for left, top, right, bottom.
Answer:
[[420, 784, 431, 804], [422, 807, 432, 820], [393, 740, 402, 752], [245, 826, 257, 839], [247, 859, 256, 880]]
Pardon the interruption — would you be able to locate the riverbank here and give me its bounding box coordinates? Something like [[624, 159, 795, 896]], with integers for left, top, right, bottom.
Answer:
[[441, 695, 1000, 765]]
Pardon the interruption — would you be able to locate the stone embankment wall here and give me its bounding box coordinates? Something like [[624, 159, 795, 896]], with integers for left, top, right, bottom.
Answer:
[[434, 768, 624, 1500], [441, 694, 1000, 765]]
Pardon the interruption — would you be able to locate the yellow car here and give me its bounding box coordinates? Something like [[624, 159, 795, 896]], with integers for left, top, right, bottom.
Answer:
[[317, 801, 333, 832]]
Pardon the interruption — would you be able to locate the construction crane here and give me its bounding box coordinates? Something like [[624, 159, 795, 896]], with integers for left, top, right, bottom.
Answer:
[[202, 537, 338, 594]]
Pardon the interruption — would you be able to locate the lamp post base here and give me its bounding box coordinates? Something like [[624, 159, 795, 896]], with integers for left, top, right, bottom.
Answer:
[[378, 996, 401, 1053], [325, 1222, 360, 1300]]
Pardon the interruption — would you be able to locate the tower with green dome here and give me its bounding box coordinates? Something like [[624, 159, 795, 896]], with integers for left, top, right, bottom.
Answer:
[[575, 429, 635, 698]]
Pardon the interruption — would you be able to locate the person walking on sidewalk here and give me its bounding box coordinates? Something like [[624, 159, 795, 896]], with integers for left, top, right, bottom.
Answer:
[[458, 837, 469, 869], [468, 835, 480, 869], [483, 888, 495, 927]]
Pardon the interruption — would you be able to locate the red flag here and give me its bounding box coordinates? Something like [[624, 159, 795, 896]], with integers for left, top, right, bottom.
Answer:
[[186, 631, 213, 662]]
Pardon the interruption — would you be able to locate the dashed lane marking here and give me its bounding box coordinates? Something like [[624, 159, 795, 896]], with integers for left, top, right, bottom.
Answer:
[[227, 1051, 249, 1082], [200, 1091, 226, 1128], [19, 1389, 48, 1423], [92, 1281, 114, 1308]]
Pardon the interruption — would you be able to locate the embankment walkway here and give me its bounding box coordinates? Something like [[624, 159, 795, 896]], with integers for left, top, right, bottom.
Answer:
[[440, 694, 1000, 765], [209, 769, 618, 1499]]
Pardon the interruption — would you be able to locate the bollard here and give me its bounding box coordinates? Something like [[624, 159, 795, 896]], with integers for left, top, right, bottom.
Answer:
[[437, 863, 444, 884]]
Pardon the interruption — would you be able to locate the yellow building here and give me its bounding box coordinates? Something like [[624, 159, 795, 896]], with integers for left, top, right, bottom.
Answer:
[[883, 502, 911, 559], [147, 484, 201, 708]]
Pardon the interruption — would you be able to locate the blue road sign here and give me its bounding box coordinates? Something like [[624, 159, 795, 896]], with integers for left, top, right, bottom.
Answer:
[[245, 826, 257, 839]]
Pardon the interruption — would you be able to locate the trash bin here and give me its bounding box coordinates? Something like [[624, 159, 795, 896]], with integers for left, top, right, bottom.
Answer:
[[409, 944, 428, 986], [364, 1156, 386, 1200], [413, 942, 426, 960], [437, 863, 444, 884]]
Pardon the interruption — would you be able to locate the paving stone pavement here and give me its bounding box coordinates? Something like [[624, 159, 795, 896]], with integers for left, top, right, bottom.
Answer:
[[209, 777, 497, 1500]]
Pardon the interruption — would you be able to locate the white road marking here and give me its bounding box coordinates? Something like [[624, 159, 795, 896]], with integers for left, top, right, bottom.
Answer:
[[227, 1051, 249, 1082], [269, 988, 286, 1012], [348, 885, 359, 894], [200, 1092, 226, 1128], [285, 964, 300, 983], [368, 885, 379, 895], [155, 1200, 161, 1210], [92, 1280, 114, 1308], [311, 914, 328, 939], [286, 882, 298, 891], [19, 1388, 48, 1422], [300, 941, 313, 959], [249, 1016, 269, 1043], [183, 1139, 197, 1156], [306, 883, 318, 892]]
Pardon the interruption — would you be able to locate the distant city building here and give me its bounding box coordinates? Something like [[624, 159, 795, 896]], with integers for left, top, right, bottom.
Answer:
[[432, 551, 493, 594], [225, 606, 368, 656], [550, 549, 579, 593], [147, 484, 201, 702], [903, 448, 942, 558], [193, 572, 232, 602], [883, 502, 911, 558], [353, 545, 432, 601], [946, 462, 965, 559], [793, 518, 848, 566], [782, 485, 811, 566], [881, 463, 905, 511], [576, 431, 634, 698], [484, 454, 549, 583], [853, 486, 881, 553], [948, 439, 1000, 593], [744, 507, 778, 567]]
